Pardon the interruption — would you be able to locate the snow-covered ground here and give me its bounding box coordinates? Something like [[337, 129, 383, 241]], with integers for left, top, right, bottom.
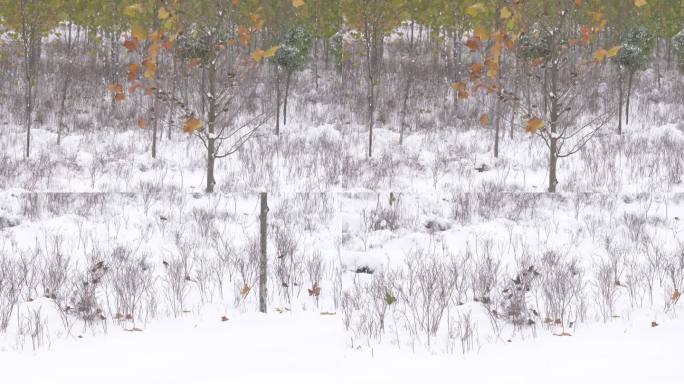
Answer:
[[2, 309, 682, 384], [1, 64, 684, 382]]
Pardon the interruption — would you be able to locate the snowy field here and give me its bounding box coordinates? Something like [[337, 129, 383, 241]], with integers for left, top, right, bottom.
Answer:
[[1, 52, 684, 382]]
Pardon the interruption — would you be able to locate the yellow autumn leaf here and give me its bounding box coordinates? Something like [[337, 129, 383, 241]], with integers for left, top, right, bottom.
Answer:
[[131, 25, 147, 41], [474, 26, 490, 42], [501, 7, 511, 19], [525, 118, 545, 133], [124, 4, 144, 18], [292, 0, 305, 7], [451, 82, 466, 92], [466, 3, 486, 17], [264, 45, 279, 58], [158, 7, 170, 20], [606, 45, 622, 58]]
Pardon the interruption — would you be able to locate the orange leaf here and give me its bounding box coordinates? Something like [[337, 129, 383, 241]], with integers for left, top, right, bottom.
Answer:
[[292, 0, 305, 7], [127, 63, 141, 81], [237, 26, 251, 45], [479, 114, 490, 126], [108, 83, 124, 94], [123, 38, 139, 52], [466, 37, 481, 52], [634, 0, 647, 7], [525, 118, 545, 133], [458, 90, 469, 100], [137, 117, 147, 129], [151, 31, 164, 43], [470, 63, 483, 80], [580, 26, 593, 45], [114, 93, 126, 102], [183, 117, 203, 134], [251, 49, 265, 63]]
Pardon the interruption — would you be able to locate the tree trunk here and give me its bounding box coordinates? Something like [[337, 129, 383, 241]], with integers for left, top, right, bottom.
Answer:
[[151, 90, 159, 158], [655, 38, 662, 89], [259, 192, 268, 314], [109, 31, 119, 111], [23, 25, 39, 159], [626, 70, 633, 126], [493, 100, 501, 157], [275, 69, 281, 135], [57, 23, 73, 146], [399, 72, 411, 146], [548, 138, 558, 193], [368, 74, 375, 158], [548, 37, 561, 193], [618, 68, 623, 135], [206, 60, 218, 193], [284, 71, 292, 126], [400, 23, 415, 146], [365, 23, 380, 158]]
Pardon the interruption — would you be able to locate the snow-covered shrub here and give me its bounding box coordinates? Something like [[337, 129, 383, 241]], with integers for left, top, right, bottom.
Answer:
[[162, 256, 190, 317], [498, 264, 539, 329], [470, 239, 501, 305], [538, 251, 585, 329], [450, 188, 474, 225], [0, 255, 20, 332], [593, 238, 627, 322], [392, 247, 460, 348], [477, 181, 506, 219], [67, 259, 108, 327], [40, 236, 71, 301], [109, 247, 154, 323]]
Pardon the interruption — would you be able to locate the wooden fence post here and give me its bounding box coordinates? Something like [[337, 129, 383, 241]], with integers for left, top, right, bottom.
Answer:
[[259, 192, 268, 313]]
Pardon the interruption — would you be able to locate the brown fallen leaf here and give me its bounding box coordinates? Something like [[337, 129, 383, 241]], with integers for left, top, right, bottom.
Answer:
[[221, 315, 229, 322], [651, 321, 659, 327], [320, 311, 336, 316]]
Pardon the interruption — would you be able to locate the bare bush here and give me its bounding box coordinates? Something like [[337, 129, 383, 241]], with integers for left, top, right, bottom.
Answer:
[[394, 247, 459, 348], [109, 247, 155, 323], [162, 257, 190, 317], [538, 251, 585, 330], [0, 256, 20, 332]]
